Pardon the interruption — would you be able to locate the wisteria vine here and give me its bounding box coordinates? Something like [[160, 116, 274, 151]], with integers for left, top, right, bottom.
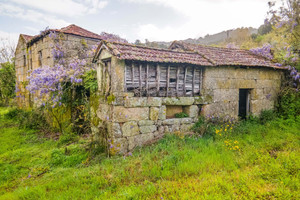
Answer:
[[26, 31, 97, 107]]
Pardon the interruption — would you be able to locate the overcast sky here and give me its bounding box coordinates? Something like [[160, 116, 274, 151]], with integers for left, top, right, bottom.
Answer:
[[0, 0, 278, 45]]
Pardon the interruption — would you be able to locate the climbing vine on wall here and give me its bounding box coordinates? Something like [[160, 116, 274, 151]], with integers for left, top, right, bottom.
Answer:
[[25, 30, 99, 134]]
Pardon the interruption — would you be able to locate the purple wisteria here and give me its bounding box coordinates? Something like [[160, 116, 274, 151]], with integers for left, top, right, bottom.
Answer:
[[26, 30, 93, 107], [285, 65, 300, 88], [250, 43, 273, 60]]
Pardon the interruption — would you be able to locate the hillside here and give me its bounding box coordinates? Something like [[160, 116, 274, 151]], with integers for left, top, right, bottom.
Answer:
[[143, 27, 258, 48]]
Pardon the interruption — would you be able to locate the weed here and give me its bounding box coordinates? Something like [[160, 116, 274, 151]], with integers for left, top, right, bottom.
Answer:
[[174, 112, 188, 118], [0, 107, 299, 199]]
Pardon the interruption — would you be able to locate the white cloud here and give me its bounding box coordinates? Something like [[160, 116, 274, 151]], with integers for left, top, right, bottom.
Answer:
[[0, 3, 69, 28], [10, 0, 109, 17], [126, 0, 275, 41]]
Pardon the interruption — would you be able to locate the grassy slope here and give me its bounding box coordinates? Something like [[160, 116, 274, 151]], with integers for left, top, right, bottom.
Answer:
[[0, 107, 299, 200]]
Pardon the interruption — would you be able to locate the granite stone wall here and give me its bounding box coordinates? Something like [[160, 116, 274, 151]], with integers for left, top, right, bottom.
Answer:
[[96, 96, 211, 153], [94, 55, 284, 154], [201, 66, 283, 117]]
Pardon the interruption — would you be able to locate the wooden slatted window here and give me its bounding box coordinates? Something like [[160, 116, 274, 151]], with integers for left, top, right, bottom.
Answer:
[[125, 61, 203, 97]]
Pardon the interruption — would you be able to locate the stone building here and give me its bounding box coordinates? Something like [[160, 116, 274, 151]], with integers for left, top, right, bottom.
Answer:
[[92, 40, 285, 153], [15, 24, 105, 107]]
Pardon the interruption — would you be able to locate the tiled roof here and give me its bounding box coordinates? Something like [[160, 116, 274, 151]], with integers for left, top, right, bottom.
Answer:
[[59, 24, 103, 40], [25, 24, 128, 47], [169, 41, 283, 69], [26, 24, 105, 47], [94, 40, 213, 66], [20, 34, 33, 42], [94, 41, 285, 70]]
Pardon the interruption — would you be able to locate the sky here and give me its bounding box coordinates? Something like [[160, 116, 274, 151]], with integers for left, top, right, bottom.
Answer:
[[0, 0, 279, 45]]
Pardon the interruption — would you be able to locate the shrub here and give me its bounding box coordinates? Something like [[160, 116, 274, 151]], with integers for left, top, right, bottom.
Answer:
[[4, 107, 52, 132], [174, 112, 188, 118], [277, 87, 300, 118], [259, 110, 278, 124], [191, 116, 215, 136], [4, 107, 22, 119]]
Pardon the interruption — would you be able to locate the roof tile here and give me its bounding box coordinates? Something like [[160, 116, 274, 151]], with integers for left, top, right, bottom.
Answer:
[[169, 41, 283, 69], [99, 41, 213, 66]]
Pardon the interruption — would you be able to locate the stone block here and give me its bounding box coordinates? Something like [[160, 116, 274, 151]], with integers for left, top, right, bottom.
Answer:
[[256, 80, 274, 89], [156, 120, 162, 126], [194, 95, 213, 104], [121, 121, 140, 137], [113, 138, 128, 154], [113, 106, 149, 122], [150, 107, 160, 121], [107, 123, 122, 138], [158, 126, 164, 134], [138, 120, 154, 126], [123, 92, 135, 98], [162, 119, 181, 125], [124, 97, 147, 107], [251, 89, 264, 100], [164, 126, 170, 132], [180, 118, 193, 124], [111, 95, 125, 106], [139, 125, 157, 134], [246, 69, 259, 79], [180, 124, 194, 132], [153, 131, 162, 138], [204, 67, 219, 78], [147, 97, 162, 106], [213, 89, 238, 103], [203, 78, 218, 89], [170, 125, 180, 132], [183, 105, 199, 118], [97, 104, 110, 121], [238, 80, 256, 88], [158, 105, 166, 120], [162, 97, 194, 105], [216, 78, 232, 89], [128, 132, 155, 151]]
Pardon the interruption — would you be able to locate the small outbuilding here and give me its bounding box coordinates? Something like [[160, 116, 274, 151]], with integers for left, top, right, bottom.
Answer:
[[93, 40, 285, 153]]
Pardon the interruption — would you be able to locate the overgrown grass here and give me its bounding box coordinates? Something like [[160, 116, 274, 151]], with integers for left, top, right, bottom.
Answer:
[[0, 107, 299, 199]]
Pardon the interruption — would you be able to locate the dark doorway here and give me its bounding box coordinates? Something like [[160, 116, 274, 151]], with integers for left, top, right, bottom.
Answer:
[[239, 89, 250, 119]]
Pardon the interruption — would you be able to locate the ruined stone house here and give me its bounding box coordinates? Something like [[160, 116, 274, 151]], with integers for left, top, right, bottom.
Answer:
[[15, 24, 105, 107], [92, 40, 285, 153]]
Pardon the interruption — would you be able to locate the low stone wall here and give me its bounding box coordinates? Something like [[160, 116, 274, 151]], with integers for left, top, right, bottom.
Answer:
[[96, 96, 211, 153]]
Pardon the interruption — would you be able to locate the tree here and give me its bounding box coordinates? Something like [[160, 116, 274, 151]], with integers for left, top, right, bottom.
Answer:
[[267, 0, 300, 50], [0, 37, 16, 63], [0, 62, 15, 105], [258, 22, 272, 35]]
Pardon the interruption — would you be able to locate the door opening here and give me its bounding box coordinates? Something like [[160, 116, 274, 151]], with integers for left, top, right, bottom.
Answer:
[[239, 89, 250, 119]]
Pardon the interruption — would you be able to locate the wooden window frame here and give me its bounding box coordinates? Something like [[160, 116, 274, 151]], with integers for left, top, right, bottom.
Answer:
[[125, 61, 203, 97]]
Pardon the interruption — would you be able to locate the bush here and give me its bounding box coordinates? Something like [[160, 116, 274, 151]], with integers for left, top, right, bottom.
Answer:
[[277, 87, 300, 118], [191, 116, 216, 136], [4, 107, 51, 131], [4, 107, 21, 119], [259, 110, 278, 124]]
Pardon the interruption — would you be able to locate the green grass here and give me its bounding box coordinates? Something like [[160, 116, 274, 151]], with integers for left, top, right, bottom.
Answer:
[[0, 107, 299, 200]]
